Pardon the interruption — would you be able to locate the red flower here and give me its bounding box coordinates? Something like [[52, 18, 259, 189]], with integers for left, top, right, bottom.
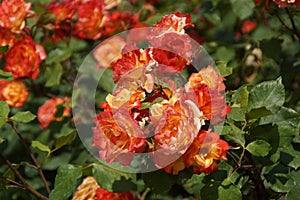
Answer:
[[0, 28, 19, 47], [37, 97, 71, 129], [95, 187, 135, 200], [73, 0, 106, 40], [101, 12, 137, 36], [93, 36, 126, 68], [112, 47, 154, 83], [273, 0, 300, 8], [92, 108, 146, 164], [0, 0, 32, 33], [47, 0, 79, 24], [0, 80, 28, 108], [4, 35, 46, 79], [241, 20, 257, 34], [153, 12, 193, 34], [184, 130, 229, 174]]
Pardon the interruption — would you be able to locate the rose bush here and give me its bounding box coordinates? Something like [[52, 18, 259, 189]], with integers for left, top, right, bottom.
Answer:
[[0, 0, 300, 200]]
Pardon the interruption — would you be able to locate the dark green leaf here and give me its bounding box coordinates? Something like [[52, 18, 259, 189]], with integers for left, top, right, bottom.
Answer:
[[10, 111, 36, 123], [246, 107, 273, 120], [286, 187, 300, 200], [49, 164, 82, 200], [222, 124, 245, 147], [31, 141, 51, 153], [260, 38, 282, 62], [93, 163, 136, 192], [45, 63, 63, 87], [247, 77, 285, 112], [53, 130, 76, 152], [246, 140, 272, 157], [0, 45, 9, 54], [184, 174, 206, 199], [142, 170, 177, 194]]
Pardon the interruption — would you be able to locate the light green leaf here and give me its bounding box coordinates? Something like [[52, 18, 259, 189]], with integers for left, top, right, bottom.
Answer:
[[230, 0, 254, 20], [46, 48, 71, 64], [218, 185, 242, 200], [227, 107, 246, 121], [231, 86, 249, 108], [247, 77, 285, 112], [246, 140, 272, 157], [222, 124, 245, 147], [32, 141, 51, 153], [216, 61, 233, 77], [0, 101, 10, 118], [10, 111, 36, 123], [49, 164, 82, 200], [259, 107, 299, 126], [0, 69, 13, 81], [45, 63, 63, 87], [286, 187, 300, 200], [93, 163, 136, 192]]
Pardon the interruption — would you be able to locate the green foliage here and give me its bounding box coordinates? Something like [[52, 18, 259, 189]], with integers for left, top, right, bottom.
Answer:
[[10, 111, 36, 123]]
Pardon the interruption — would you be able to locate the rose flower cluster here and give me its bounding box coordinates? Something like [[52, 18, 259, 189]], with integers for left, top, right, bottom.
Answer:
[[92, 13, 230, 175], [43, 0, 145, 41], [0, 0, 46, 108]]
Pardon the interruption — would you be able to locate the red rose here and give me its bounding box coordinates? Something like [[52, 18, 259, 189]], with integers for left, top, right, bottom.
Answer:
[[4, 35, 46, 79]]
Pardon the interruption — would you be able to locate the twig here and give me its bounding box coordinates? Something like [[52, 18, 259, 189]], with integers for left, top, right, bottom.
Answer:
[[0, 153, 49, 200], [9, 122, 51, 194], [141, 187, 151, 200], [285, 8, 300, 41], [1, 176, 24, 188]]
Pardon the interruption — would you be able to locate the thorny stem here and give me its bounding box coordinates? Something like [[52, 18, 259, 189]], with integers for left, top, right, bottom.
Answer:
[[9, 121, 51, 194], [0, 153, 49, 200], [285, 8, 300, 41]]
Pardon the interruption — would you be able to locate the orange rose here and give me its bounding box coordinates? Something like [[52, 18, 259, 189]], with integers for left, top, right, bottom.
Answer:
[[73, 0, 106, 40], [37, 97, 71, 129], [0, 28, 19, 47], [47, 0, 79, 24], [184, 130, 229, 174], [0, 80, 28, 108], [4, 35, 46, 79], [93, 36, 126, 68], [0, 0, 32, 33], [241, 20, 257, 34]]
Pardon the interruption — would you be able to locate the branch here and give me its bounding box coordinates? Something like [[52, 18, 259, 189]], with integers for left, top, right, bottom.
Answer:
[[0, 153, 49, 200], [9, 122, 51, 194], [285, 8, 300, 41]]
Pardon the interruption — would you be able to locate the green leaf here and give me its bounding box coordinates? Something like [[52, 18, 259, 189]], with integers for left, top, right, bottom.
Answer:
[[216, 61, 233, 77], [222, 124, 245, 147], [46, 48, 71, 65], [227, 107, 246, 121], [0, 69, 13, 81], [49, 164, 82, 200], [246, 140, 272, 157], [230, 0, 254, 20], [218, 185, 242, 200], [247, 77, 285, 112], [0, 45, 9, 54], [0, 101, 10, 118], [246, 107, 273, 120], [184, 174, 206, 199], [10, 111, 36, 123], [216, 47, 235, 63], [93, 163, 136, 192], [260, 107, 299, 125], [45, 63, 63, 87], [53, 130, 76, 152], [98, 69, 115, 93], [31, 141, 51, 153], [286, 187, 300, 200]]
